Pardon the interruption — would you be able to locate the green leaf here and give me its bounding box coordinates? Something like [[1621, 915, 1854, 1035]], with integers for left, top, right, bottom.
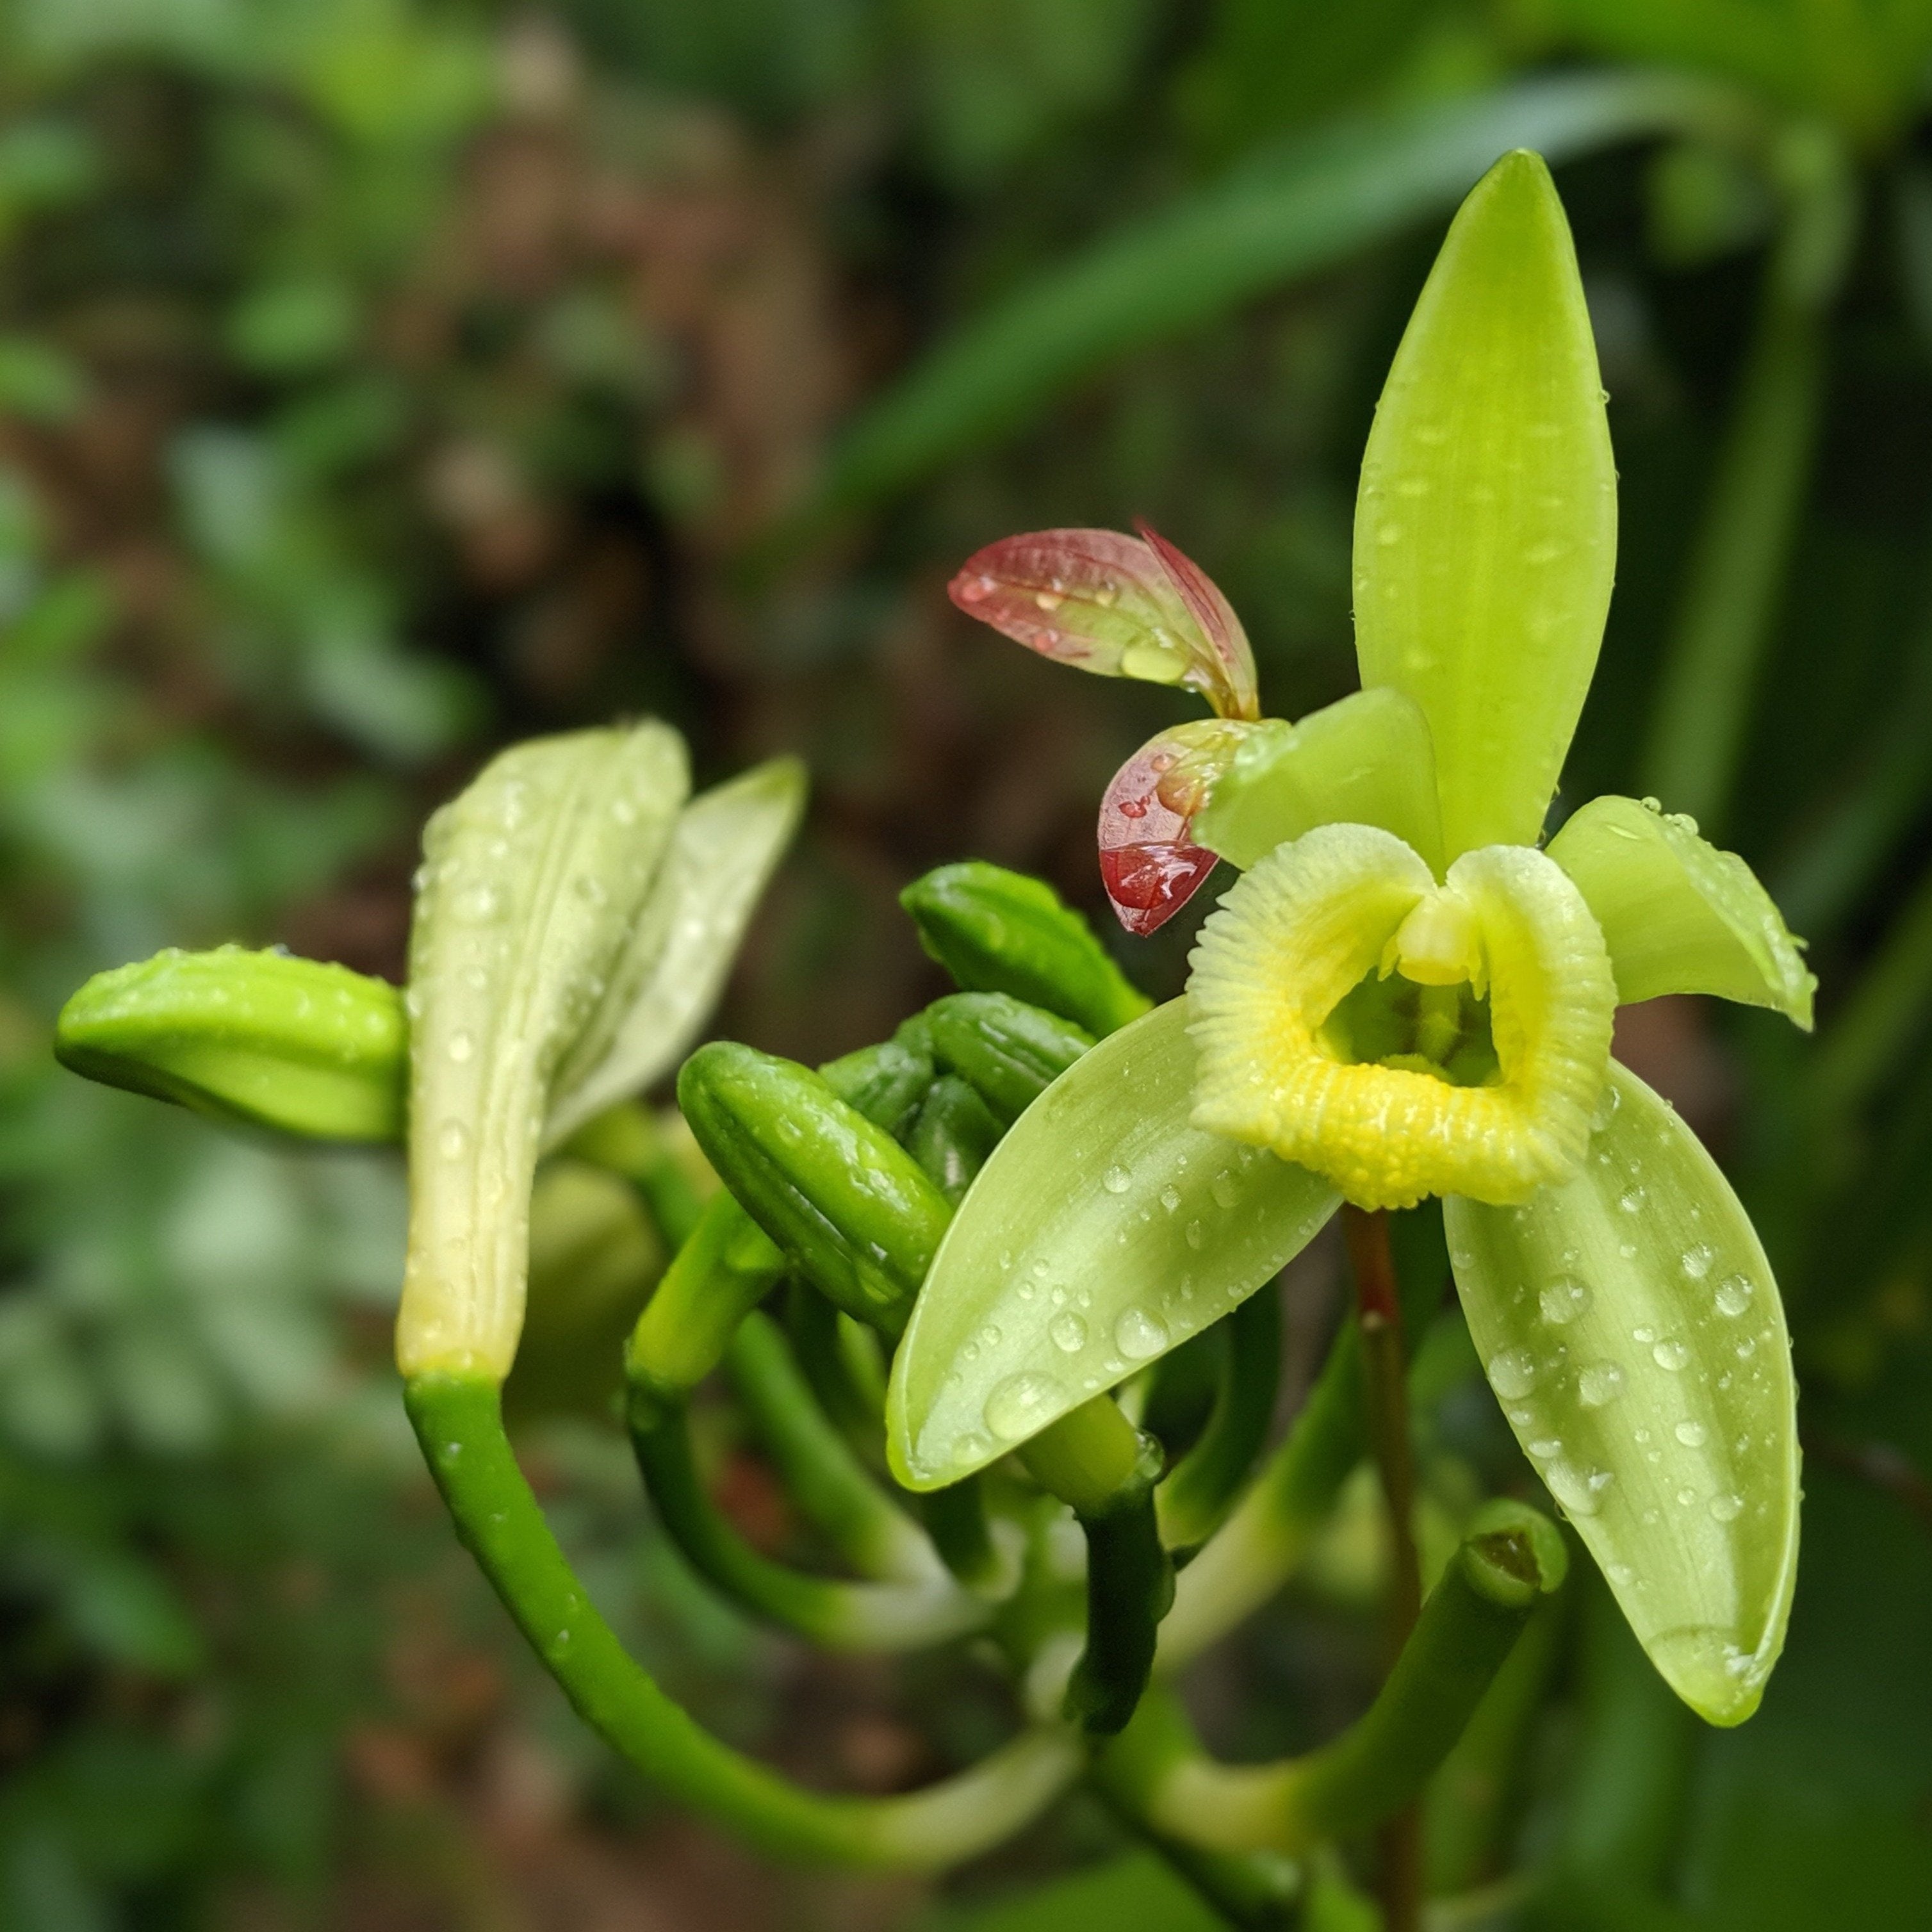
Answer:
[[55, 946, 406, 1142], [1445, 1060, 1799, 1726], [398, 724, 689, 1382], [546, 757, 806, 1143], [887, 999, 1338, 1489], [1193, 687, 1445, 877], [1547, 793, 1814, 1025], [790, 72, 1739, 528], [1354, 149, 1616, 858]]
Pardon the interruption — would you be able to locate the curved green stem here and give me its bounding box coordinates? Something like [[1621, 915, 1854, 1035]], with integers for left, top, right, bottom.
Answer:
[[1425, 1595, 1564, 1894], [725, 1309, 940, 1585], [916, 1478, 1011, 1593], [1158, 1316, 1365, 1671], [1157, 1282, 1282, 1555], [1640, 121, 1856, 833], [1091, 1687, 1304, 1931], [1141, 1503, 1566, 1856], [407, 1372, 1076, 1865], [784, 1281, 888, 1455], [626, 1189, 783, 1396], [1024, 1397, 1174, 1735], [626, 1380, 990, 1651]]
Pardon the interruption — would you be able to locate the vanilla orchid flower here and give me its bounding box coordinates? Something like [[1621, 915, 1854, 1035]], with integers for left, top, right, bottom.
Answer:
[[894, 151, 1810, 1726]]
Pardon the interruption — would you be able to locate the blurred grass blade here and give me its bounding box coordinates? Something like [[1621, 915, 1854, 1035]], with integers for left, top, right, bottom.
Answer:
[[784, 70, 1754, 533], [1812, 858, 1932, 1118], [1639, 126, 1856, 833]]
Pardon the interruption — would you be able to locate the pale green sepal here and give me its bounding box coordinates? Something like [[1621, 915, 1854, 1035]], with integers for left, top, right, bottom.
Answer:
[[1546, 793, 1814, 1027], [887, 999, 1339, 1491], [1354, 150, 1616, 858], [54, 945, 405, 1142], [1193, 687, 1445, 878], [1445, 1061, 1799, 1726], [547, 757, 806, 1145], [398, 724, 689, 1383]]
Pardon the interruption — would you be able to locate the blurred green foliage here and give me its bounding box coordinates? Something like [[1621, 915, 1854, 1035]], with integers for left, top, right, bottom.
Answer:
[[2, 0, 1931, 1927]]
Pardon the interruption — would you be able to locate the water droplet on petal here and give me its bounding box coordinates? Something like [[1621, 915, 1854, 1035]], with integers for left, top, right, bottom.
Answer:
[[1049, 1313, 1088, 1354], [1102, 1165, 1131, 1194], [1486, 1348, 1537, 1400], [1708, 1492, 1744, 1523], [1115, 1307, 1170, 1360], [438, 1120, 468, 1161], [1653, 1339, 1690, 1371], [1715, 1273, 1755, 1316], [1539, 1275, 1592, 1325], [1674, 1420, 1708, 1448], [985, 1373, 1065, 1441], [1680, 1243, 1714, 1281], [1577, 1361, 1625, 1407], [448, 1031, 473, 1064], [1546, 1461, 1611, 1516], [1210, 1172, 1241, 1209], [1159, 1184, 1181, 1213]]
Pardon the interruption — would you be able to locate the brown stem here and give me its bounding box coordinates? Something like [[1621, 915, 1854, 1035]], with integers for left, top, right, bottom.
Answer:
[[1343, 1203, 1421, 1932]]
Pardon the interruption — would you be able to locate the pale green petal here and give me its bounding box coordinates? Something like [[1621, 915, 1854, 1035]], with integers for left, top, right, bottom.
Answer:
[[546, 757, 807, 1144], [398, 725, 688, 1381], [1546, 794, 1814, 1027], [1193, 687, 1445, 878], [1188, 828, 1614, 1209], [1445, 1061, 1799, 1726], [1354, 151, 1616, 857], [886, 999, 1338, 1490]]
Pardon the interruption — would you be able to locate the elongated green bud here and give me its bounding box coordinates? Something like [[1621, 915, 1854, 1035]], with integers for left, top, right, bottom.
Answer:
[[901, 862, 1150, 1037], [926, 992, 1094, 1125], [906, 1075, 1003, 1204], [818, 1025, 935, 1140], [55, 946, 405, 1142], [678, 1042, 951, 1334]]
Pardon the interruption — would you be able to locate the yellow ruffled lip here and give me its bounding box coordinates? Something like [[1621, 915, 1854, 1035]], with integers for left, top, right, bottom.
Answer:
[[1186, 824, 1616, 1211]]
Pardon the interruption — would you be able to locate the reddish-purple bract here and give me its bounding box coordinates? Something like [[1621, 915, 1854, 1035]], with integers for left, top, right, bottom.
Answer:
[[1134, 520, 1258, 721], [1095, 721, 1248, 935], [947, 524, 1256, 720]]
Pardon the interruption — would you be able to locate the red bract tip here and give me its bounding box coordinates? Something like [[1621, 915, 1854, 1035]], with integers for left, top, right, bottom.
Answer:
[[1095, 725, 1245, 935]]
